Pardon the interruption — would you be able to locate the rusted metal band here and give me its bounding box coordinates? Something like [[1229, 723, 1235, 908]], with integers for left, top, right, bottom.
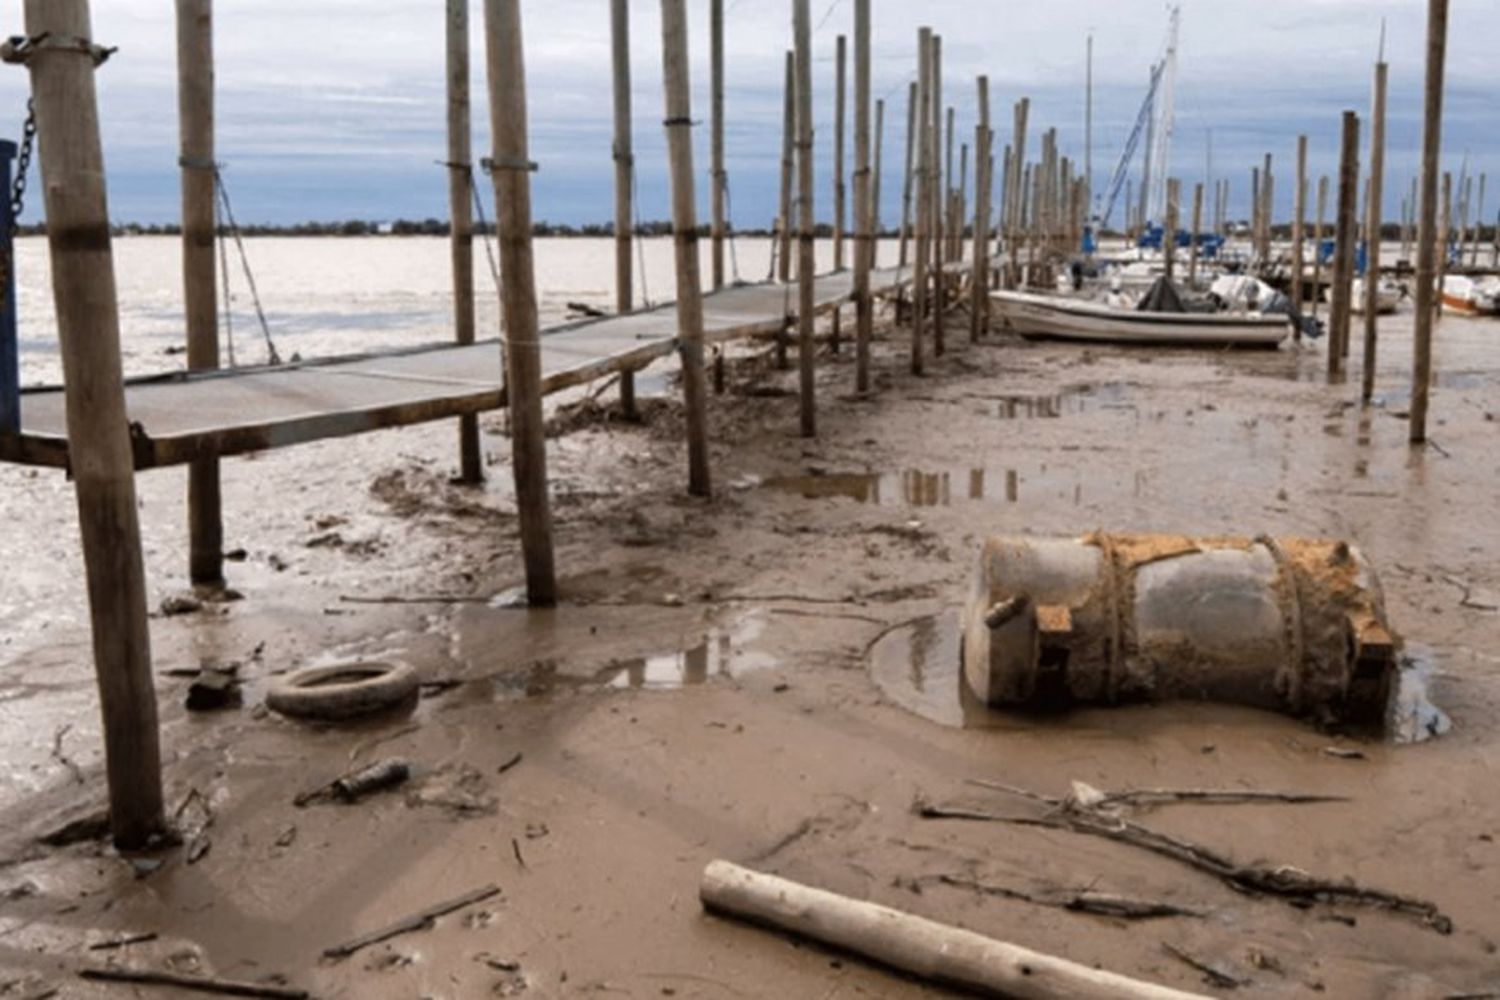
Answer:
[[1257, 534, 1306, 712], [481, 156, 538, 174]]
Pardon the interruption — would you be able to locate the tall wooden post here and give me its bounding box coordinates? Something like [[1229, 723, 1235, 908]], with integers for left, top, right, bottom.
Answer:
[[830, 33, 846, 353], [26, 0, 165, 849], [445, 0, 483, 482], [1007, 99, 1029, 287], [1361, 60, 1388, 404], [776, 51, 794, 286], [898, 82, 916, 269], [1435, 171, 1452, 326], [1163, 179, 1178, 282], [484, 0, 556, 603], [793, 0, 816, 436], [1411, 0, 1448, 443], [609, 0, 638, 417], [659, 0, 712, 491], [709, 0, 726, 290], [872, 97, 884, 266], [969, 75, 991, 342], [1188, 182, 1203, 284], [929, 34, 944, 354], [1470, 173, 1486, 266], [1291, 134, 1307, 314], [176, 0, 224, 585], [911, 27, 931, 376], [852, 0, 872, 395], [1312, 176, 1328, 319], [1250, 168, 1261, 261], [1328, 111, 1361, 376], [1262, 153, 1274, 263]]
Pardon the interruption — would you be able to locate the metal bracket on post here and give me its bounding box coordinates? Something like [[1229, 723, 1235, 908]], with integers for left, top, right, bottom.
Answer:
[[0, 139, 18, 434]]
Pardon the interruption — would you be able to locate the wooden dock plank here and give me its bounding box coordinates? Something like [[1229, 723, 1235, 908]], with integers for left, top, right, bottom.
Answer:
[[1, 267, 914, 470]]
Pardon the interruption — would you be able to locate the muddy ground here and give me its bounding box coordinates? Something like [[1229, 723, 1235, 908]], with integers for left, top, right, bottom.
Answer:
[[1, 307, 1498, 999]]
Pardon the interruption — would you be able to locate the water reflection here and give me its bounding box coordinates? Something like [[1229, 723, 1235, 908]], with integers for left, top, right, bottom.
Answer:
[[762, 468, 1023, 507], [604, 616, 776, 690]]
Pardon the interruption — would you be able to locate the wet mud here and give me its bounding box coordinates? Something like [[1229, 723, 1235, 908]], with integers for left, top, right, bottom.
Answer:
[[3, 308, 1500, 998]]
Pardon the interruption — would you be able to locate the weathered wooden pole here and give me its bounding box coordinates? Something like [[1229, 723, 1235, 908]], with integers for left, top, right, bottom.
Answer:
[[609, 0, 638, 417], [776, 50, 794, 286], [793, 0, 815, 436], [930, 34, 944, 353], [1435, 171, 1452, 324], [1007, 99, 1029, 288], [1410, 0, 1448, 443], [872, 97, 884, 266], [176, 0, 225, 585], [25, 0, 166, 849], [1250, 167, 1261, 261], [956, 139, 968, 263], [852, 0, 872, 395], [1469, 173, 1486, 266], [898, 82, 916, 269], [912, 27, 932, 375], [709, 0, 725, 290], [658, 0, 712, 490], [1291, 134, 1307, 314], [830, 32, 846, 353], [969, 75, 991, 341], [1361, 59, 1388, 404], [1405, 176, 1418, 261], [1311, 176, 1329, 319], [444, 0, 483, 483], [1262, 153, 1274, 263], [484, 0, 556, 602], [1188, 182, 1203, 284], [1328, 111, 1361, 376], [1163, 178, 1178, 282]]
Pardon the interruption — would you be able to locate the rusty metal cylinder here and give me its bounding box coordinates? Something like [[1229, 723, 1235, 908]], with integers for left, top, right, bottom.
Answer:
[[961, 533, 1397, 726]]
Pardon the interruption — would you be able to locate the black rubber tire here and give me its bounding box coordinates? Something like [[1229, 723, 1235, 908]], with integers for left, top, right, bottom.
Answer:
[[266, 661, 419, 721]]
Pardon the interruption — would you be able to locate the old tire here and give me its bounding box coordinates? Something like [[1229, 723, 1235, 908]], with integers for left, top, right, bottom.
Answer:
[[266, 661, 419, 721]]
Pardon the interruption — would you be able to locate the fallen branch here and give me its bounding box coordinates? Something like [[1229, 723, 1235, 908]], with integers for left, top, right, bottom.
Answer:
[[339, 594, 488, 606], [1092, 788, 1349, 810], [701, 861, 1209, 999], [322, 884, 500, 959], [87, 931, 158, 951], [916, 799, 1452, 933], [78, 967, 307, 999], [930, 874, 1204, 921], [1161, 943, 1247, 990]]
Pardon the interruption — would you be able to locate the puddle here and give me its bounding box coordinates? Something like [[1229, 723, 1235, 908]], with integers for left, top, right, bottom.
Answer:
[[867, 609, 997, 728], [993, 382, 1133, 420], [1389, 645, 1453, 744], [763, 468, 1021, 507], [602, 612, 776, 689]]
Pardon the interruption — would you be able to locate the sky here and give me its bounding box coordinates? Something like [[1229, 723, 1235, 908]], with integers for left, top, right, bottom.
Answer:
[[0, 0, 1495, 229]]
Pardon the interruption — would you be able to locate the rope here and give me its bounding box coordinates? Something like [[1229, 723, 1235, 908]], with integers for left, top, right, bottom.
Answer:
[[214, 182, 236, 368], [468, 170, 502, 297], [212, 167, 280, 365], [630, 159, 651, 308]]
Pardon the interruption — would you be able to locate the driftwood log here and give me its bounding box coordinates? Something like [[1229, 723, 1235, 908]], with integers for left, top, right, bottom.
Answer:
[[700, 861, 1208, 1000]]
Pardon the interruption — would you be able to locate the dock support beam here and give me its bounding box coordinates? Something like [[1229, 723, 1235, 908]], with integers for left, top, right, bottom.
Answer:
[[1189, 181, 1203, 285], [793, 0, 816, 437], [659, 0, 711, 493], [1292, 135, 1306, 315], [1410, 0, 1448, 443], [26, 0, 165, 849], [1311, 176, 1328, 320], [911, 27, 931, 376], [852, 0, 872, 395], [709, 0, 725, 292], [484, 0, 556, 605], [609, 0, 637, 418], [969, 75, 991, 341], [897, 81, 915, 270], [1328, 111, 1360, 376], [929, 35, 943, 356], [446, 0, 483, 483], [176, 0, 224, 586], [776, 51, 794, 289], [1360, 59, 1388, 405], [830, 33, 845, 354]]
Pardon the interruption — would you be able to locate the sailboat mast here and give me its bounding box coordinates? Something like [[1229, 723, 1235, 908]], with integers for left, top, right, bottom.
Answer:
[[1085, 32, 1093, 216], [1148, 5, 1180, 224]]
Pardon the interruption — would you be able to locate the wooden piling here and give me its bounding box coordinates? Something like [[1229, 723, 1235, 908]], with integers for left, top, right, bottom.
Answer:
[[1410, 0, 1448, 443], [709, 0, 725, 290], [969, 75, 991, 342], [793, 0, 815, 436], [1163, 179, 1178, 283], [1262, 153, 1274, 264], [609, 0, 638, 416], [1291, 135, 1307, 314], [1312, 176, 1328, 320], [25, 0, 166, 849], [912, 27, 931, 375], [930, 34, 944, 354], [898, 82, 916, 269], [1328, 111, 1360, 375], [1360, 60, 1388, 404], [872, 97, 884, 266], [484, 0, 557, 601], [852, 0, 872, 395], [445, 0, 484, 481], [176, 0, 225, 584], [776, 51, 794, 286], [831, 33, 846, 353], [1189, 182, 1203, 285], [1470, 174, 1486, 267], [1007, 99, 1029, 288], [1435, 171, 1451, 325], [657, 0, 713, 490]]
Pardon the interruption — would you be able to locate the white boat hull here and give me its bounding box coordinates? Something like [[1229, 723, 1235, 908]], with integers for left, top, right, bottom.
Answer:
[[991, 291, 1290, 348]]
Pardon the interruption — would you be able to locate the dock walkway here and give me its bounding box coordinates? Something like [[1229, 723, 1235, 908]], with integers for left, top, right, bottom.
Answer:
[[1, 266, 914, 470]]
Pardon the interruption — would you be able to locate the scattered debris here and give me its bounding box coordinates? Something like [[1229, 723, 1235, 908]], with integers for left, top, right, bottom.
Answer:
[[929, 873, 1204, 920], [49, 725, 85, 785], [917, 781, 1453, 933], [78, 966, 308, 999], [159, 594, 204, 617], [87, 932, 159, 951], [1161, 942, 1247, 990], [38, 809, 111, 848], [267, 661, 420, 721], [322, 884, 501, 959], [497, 751, 524, 775], [295, 758, 411, 807], [1443, 575, 1500, 612], [174, 788, 215, 865], [185, 667, 242, 712], [1321, 746, 1367, 760]]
